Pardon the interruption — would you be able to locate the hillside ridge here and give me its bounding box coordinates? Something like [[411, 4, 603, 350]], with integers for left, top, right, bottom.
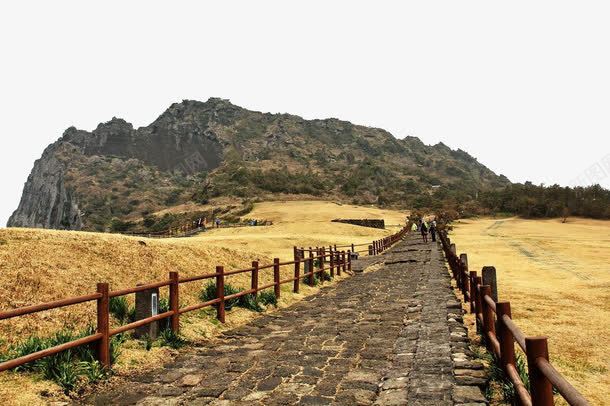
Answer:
[[9, 98, 509, 231]]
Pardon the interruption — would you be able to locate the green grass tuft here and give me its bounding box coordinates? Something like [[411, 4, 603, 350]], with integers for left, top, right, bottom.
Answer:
[[258, 290, 278, 307]]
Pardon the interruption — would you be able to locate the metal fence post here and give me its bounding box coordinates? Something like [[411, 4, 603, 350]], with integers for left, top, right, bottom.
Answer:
[[96, 282, 110, 368]]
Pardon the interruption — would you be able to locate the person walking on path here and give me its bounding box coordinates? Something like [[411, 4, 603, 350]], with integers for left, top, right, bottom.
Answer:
[[420, 220, 429, 243], [429, 219, 437, 242]]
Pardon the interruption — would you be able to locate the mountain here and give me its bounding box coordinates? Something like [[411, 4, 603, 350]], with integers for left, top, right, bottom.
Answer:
[[8, 98, 509, 231]]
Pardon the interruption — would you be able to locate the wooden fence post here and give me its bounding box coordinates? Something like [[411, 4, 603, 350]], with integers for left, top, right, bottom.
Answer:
[[526, 337, 554, 406], [496, 302, 515, 372], [351, 243, 355, 253], [341, 250, 346, 274], [308, 251, 315, 286], [347, 250, 352, 272], [482, 266, 498, 302], [320, 247, 326, 276], [96, 282, 110, 368], [480, 285, 495, 348], [368, 245, 373, 255], [316, 249, 324, 282], [169, 271, 180, 333], [251, 260, 259, 297], [274, 258, 281, 298], [293, 256, 300, 293], [460, 254, 469, 301], [329, 248, 335, 277], [216, 266, 225, 323], [474, 276, 482, 331], [469, 271, 477, 313]]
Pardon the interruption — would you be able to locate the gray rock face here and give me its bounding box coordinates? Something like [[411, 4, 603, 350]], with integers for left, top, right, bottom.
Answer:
[[8, 142, 82, 229], [62, 99, 227, 175], [8, 97, 510, 231], [8, 99, 229, 230]]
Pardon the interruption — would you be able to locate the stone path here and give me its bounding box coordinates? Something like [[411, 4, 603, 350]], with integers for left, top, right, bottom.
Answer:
[[84, 234, 486, 405]]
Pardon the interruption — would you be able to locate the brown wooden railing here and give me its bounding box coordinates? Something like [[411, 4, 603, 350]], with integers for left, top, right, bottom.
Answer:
[[0, 225, 408, 373], [439, 230, 589, 406]]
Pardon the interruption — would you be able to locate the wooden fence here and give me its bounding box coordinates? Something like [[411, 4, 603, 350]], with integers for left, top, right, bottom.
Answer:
[[439, 230, 589, 406], [0, 225, 408, 373]]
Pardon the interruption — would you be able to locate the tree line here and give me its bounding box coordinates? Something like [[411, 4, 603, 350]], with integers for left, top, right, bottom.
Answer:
[[477, 183, 610, 219]]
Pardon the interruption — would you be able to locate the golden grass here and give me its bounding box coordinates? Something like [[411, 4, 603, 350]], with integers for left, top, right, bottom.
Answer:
[[190, 200, 407, 260], [0, 200, 407, 405], [450, 217, 610, 405]]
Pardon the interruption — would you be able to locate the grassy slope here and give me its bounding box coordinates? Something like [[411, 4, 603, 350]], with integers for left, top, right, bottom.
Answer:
[[451, 217, 610, 405], [0, 201, 407, 405]]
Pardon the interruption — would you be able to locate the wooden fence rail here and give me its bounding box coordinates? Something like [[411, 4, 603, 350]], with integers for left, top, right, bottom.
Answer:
[[438, 230, 589, 406], [0, 225, 409, 374]]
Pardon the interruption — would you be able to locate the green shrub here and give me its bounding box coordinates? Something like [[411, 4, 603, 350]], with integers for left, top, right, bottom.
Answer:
[[200, 282, 241, 309], [109, 333, 126, 365], [239, 293, 263, 312], [485, 352, 530, 403], [258, 290, 278, 307], [1, 327, 122, 393], [109, 297, 130, 323], [39, 353, 80, 392], [158, 297, 170, 331], [302, 274, 320, 286], [158, 329, 187, 349], [127, 306, 136, 324], [110, 218, 134, 233]]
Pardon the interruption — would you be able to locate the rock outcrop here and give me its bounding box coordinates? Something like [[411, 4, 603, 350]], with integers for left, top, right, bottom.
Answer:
[[8, 142, 82, 229], [9, 98, 510, 231]]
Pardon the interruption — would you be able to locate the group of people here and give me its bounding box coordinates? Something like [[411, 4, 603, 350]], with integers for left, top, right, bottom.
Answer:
[[410, 217, 437, 243]]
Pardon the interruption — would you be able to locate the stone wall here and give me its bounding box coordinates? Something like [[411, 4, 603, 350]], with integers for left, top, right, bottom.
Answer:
[[331, 219, 385, 229]]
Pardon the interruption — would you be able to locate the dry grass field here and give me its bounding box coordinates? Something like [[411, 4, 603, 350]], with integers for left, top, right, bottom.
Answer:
[[0, 200, 407, 405], [191, 200, 407, 260], [450, 217, 610, 405]]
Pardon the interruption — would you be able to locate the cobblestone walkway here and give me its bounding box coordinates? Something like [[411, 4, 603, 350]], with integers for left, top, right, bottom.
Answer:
[[85, 234, 486, 405]]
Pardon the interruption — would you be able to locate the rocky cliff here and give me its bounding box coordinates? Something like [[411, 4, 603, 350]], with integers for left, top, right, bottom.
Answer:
[[9, 98, 509, 231]]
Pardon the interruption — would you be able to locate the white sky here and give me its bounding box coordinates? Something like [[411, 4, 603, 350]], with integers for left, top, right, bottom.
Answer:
[[1, 1, 609, 227]]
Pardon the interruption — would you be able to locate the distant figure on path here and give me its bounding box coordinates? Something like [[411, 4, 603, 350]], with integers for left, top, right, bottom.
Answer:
[[420, 221, 429, 243], [429, 219, 437, 242], [215, 218, 221, 228], [411, 222, 418, 232]]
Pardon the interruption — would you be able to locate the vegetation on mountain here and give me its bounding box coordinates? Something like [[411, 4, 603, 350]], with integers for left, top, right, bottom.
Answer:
[[9, 98, 510, 231], [9, 98, 608, 230]]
